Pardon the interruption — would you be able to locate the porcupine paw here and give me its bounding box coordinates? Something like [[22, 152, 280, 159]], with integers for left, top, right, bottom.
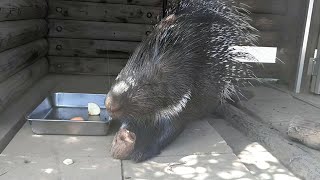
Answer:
[[110, 128, 136, 160], [130, 143, 161, 162]]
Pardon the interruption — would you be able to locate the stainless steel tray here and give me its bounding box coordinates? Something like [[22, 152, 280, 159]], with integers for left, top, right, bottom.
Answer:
[[26, 93, 110, 136]]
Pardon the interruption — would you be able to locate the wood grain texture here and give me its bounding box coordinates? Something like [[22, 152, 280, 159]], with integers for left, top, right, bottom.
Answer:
[[258, 31, 283, 47], [61, 0, 162, 6], [251, 14, 284, 31], [0, 39, 48, 83], [48, 19, 154, 41], [236, 0, 288, 15], [48, 0, 161, 24], [48, 38, 139, 58], [288, 119, 320, 150], [49, 56, 127, 75], [0, 19, 47, 53], [0, 58, 48, 112], [0, 0, 47, 21]]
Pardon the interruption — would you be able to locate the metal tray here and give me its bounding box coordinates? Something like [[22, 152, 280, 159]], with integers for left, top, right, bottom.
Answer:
[[26, 93, 110, 136]]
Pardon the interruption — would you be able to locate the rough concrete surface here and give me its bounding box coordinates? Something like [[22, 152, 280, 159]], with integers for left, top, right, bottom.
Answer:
[[209, 118, 299, 180], [0, 118, 257, 180]]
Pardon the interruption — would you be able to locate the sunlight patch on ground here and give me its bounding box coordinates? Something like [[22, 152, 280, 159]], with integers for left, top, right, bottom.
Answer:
[[237, 142, 300, 180], [41, 168, 55, 174], [64, 137, 80, 144]]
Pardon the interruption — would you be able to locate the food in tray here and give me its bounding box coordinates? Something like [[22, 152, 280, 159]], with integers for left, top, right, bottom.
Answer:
[[88, 102, 101, 116], [70, 116, 84, 121]]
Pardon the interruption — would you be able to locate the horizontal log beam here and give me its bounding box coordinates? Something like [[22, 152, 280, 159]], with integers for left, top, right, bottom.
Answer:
[[48, 38, 139, 58], [0, 19, 47, 53], [0, 39, 48, 83], [48, 19, 154, 41], [0, 0, 47, 21], [49, 56, 127, 75], [0, 58, 48, 112], [48, 0, 161, 24]]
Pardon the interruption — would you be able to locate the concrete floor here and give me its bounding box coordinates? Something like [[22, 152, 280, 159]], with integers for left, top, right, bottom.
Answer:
[[1, 119, 256, 180], [0, 75, 300, 180], [240, 86, 320, 159]]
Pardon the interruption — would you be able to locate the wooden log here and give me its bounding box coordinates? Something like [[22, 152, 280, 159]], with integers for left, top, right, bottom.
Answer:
[[258, 31, 284, 47], [0, 19, 47, 53], [49, 56, 127, 75], [288, 118, 320, 150], [236, 0, 288, 15], [166, 0, 287, 15], [48, 19, 154, 41], [251, 14, 285, 31], [0, 58, 48, 112], [217, 103, 320, 180], [0, 39, 48, 83], [241, 63, 281, 79], [48, 38, 139, 58], [62, 0, 162, 6], [0, 0, 47, 21], [48, 0, 161, 25]]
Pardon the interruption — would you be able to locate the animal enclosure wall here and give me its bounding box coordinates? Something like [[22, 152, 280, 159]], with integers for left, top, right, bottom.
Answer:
[[0, 0, 309, 114], [0, 0, 49, 112], [47, 0, 163, 75], [47, 0, 307, 88]]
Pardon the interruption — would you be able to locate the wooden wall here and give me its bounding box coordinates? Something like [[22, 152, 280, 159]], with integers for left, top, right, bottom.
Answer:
[[48, 0, 307, 88], [237, 0, 307, 88], [47, 0, 162, 75], [167, 0, 307, 87], [0, 0, 48, 112]]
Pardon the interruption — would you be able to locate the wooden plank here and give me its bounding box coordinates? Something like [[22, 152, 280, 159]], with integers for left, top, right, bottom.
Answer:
[[48, 0, 283, 30], [48, 19, 154, 41], [258, 31, 284, 47], [0, 0, 47, 21], [62, 0, 162, 6], [0, 58, 48, 112], [248, 63, 281, 78], [49, 56, 127, 75], [48, 0, 161, 24], [0, 39, 48, 83], [48, 38, 139, 58], [251, 14, 285, 31], [236, 0, 288, 15], [300, 0, 320, 93], [0, 19, 47, 53]]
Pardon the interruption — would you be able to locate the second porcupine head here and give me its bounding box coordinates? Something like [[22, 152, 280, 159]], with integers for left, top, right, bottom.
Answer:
[[106, 0, 259, 122]]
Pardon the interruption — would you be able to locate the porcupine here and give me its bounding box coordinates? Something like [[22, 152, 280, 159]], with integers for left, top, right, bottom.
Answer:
[[106, 0, 259, 162]]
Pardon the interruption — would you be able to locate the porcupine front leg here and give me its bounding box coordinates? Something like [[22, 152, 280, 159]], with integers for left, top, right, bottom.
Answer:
[[111, 118, 185, 162], [130, 117, 185, 162], [111, 121, 160, 161]]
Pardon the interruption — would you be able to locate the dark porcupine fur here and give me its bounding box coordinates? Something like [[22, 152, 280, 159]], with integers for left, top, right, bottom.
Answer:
[[106, 0, 259, 162]]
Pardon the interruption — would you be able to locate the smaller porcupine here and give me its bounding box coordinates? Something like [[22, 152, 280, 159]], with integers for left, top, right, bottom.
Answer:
[[106, 0, 259, 162]]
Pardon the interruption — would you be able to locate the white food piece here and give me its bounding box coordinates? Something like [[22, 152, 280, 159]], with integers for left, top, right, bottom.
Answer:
[[63, 158, 74, 165], [88, 102, 101, 115]]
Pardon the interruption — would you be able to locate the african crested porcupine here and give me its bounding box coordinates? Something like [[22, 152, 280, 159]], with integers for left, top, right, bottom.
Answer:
[[106, 0, 258, 162]]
